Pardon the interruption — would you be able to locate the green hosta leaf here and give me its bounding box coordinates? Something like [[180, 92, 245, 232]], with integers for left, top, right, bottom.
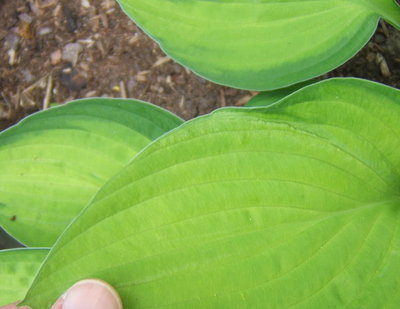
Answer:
[[246, 80, 318, 107], [0, 98, 183, 247], [24, 79, 400, 308], [117, 0, 400, 90], [0, 248, 48, 306]]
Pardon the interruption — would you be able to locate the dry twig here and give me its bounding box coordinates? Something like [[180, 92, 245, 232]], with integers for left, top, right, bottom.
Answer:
[[235, 95, 252, 106], [219, 89, 226, 107], [43, 73, 53, 110], [152, 56, 172, 68], [119, 80, 127, 98]]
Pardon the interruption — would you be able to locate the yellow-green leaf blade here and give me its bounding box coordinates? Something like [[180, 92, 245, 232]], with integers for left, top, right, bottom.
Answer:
[[117, 0, 400, 90], [0, 248, 48, 306], [23, 79, 400, 308], [0, 98, 183, 247]]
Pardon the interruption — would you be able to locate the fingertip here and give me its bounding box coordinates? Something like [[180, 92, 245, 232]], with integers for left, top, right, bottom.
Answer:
[[50, 296, 64, 309], [52, 279, 122, 309]]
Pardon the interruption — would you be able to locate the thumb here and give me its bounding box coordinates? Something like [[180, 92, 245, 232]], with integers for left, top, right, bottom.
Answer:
[[51, 279, 123, 309]]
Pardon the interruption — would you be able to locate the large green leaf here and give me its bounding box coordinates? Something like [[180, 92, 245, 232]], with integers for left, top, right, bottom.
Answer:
[[0, 248, 48, 306], [0, 98, 183, 247], [116, 0, 400, 90], [24, 79, 400, 308]]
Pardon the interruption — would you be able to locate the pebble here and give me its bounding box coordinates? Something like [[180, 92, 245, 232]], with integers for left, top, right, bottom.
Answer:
[[81, 0, 91, 8], [21, 69, 35, 82], [38, 27, 52, 36], [29, 2, 41, 16], [51, 49, 62, 65], [18, 13, 33, 24], [62, 43, 82, 65], [7, 49, 16, 65], [4, 34, 20, 65], [5, 34, 20, 49]]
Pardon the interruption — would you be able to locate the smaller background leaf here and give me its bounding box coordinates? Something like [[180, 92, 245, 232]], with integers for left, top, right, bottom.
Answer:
[[0, 248, 48, 306], [0, 98, 183, 247]]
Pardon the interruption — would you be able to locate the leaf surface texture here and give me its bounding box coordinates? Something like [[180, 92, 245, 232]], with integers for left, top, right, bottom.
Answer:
[[0, 98, 183, 246], [117, 0, 400, 90], [24, 79, 400, 308]]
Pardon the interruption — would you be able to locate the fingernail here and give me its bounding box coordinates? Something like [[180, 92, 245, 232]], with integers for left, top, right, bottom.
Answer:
[[53, 279, 122, 309]]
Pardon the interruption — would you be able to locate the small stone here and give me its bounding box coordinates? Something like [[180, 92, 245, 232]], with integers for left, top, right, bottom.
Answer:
[[21, 69, 35, 82], [51, 49, 62, 65], [5, 34, 20, 49], [7, 49, 17, 65], [62, 43, 82, 65], [29, 2, 41, 16], [18, 13, 33, 24], [38, 27, 52, 36], [81, 0, 91, 8]]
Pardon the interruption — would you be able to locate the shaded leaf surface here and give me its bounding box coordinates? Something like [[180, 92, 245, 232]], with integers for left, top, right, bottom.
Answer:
[[0, 249, 48, 306], [0, 98, 183, 246], [246, 80, 318, 107], [24, 79, 400, 308], [117, 0, 400, 90]]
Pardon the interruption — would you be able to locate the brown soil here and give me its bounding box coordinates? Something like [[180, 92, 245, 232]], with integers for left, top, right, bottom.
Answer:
[[1, 0, 400, 132]]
